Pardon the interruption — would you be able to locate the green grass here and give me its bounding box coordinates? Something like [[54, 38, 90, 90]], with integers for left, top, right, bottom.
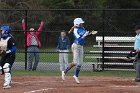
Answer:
[[12, 70, 135, 77], [16, 47, 100, 62]]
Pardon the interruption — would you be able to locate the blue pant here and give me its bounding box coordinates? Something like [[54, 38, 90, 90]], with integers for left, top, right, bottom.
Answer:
[[27, 46, 39, 70]]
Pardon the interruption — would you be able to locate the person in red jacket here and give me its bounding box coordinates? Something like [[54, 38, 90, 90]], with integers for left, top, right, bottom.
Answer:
[[22, 19, 44, 71]]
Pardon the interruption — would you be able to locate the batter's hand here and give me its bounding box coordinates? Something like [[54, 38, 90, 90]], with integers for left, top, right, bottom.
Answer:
[[89, 30, 98, 35]]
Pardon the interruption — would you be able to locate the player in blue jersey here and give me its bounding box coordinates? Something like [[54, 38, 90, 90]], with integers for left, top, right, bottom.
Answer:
[[62, 18, 97, 84]]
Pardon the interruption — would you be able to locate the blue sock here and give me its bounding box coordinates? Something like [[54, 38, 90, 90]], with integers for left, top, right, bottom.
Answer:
[[64, 67, 69, 74], [75, 65, 81, 77]]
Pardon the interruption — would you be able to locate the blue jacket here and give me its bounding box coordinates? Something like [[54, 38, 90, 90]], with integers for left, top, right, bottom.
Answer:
[[57, 36, 70, 50], [73, 27, 86, 45]]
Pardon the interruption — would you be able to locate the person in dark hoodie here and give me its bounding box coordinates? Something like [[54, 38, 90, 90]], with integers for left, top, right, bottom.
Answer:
[[57, 31, 70, 77]]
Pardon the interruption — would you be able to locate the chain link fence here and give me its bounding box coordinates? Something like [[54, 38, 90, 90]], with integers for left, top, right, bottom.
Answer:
[[0, 9, 138, 71]]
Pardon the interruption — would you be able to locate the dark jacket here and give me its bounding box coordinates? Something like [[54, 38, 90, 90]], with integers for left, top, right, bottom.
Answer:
[[57, 36, 70, 50]]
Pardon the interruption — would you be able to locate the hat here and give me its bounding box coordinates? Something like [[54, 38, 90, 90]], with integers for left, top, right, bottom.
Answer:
[[134, 25, 140, 31], [73, 18, 84, 27], [29, 28, 35, 31]]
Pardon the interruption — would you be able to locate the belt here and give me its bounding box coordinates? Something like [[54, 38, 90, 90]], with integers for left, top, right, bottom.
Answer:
[[29, 45, 38, 47], [74, 43, 82, 46], [59, 49, 67, 50]]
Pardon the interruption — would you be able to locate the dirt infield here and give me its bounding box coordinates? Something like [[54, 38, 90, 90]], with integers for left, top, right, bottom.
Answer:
[[0, 76, 140, 93]]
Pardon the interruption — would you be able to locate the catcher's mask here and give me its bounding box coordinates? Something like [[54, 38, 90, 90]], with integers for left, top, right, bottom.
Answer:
[[0, 25, 11, 38]]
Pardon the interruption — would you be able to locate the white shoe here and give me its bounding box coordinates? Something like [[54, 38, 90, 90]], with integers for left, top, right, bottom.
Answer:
[[3, 84, 11, 89], [62, 71, 66, 81], [73, 75, 80, 84]]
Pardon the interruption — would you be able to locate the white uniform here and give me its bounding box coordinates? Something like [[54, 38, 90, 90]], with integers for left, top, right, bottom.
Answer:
[[71, 43, 83, 66], [62, 18, 88, 83], [72, 27, 86, 66]]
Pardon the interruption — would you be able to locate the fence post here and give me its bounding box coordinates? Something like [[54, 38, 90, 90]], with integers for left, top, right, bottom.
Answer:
[[25, 10, 28, 70], [102, 9, 105, 71]]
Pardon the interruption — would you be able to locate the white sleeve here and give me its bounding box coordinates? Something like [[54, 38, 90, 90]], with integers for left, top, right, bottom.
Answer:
[[73, 28, 80, 38]]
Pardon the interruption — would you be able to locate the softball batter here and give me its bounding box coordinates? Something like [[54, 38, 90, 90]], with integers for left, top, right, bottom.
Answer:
[[62, 18, 97, 84]]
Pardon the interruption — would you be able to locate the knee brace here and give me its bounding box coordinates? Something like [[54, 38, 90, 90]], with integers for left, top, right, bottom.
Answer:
[[3, 63, 10, 73]]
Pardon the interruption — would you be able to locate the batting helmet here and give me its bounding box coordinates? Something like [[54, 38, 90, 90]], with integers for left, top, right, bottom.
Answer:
[[73, 18, 84, 27]]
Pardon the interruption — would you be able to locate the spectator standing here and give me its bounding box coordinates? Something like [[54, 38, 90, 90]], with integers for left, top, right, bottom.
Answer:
[[22, 19, 44, 71], [57, 31, 70, 76]]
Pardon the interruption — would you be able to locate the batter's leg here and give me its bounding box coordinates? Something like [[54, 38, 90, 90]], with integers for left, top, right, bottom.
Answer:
[[75, 65, 81, 77], [64, 45, 78, 74], [64, 63, 76, 74], [75, 46, 83, 77], [73, 45, 83, 84]]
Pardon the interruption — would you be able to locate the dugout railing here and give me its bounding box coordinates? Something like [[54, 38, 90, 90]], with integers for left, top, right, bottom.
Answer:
[[87, 36, 135, 71]]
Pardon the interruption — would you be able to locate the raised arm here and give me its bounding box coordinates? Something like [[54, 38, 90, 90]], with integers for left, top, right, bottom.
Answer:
[[36, 21, 44, 36], [22, 19, 26, 31], [22, 19, 29, 35], [68, 26, 75, 34]]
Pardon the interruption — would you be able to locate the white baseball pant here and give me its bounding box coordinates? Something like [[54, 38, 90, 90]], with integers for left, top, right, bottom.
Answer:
[[71, 43, 83, 66]]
